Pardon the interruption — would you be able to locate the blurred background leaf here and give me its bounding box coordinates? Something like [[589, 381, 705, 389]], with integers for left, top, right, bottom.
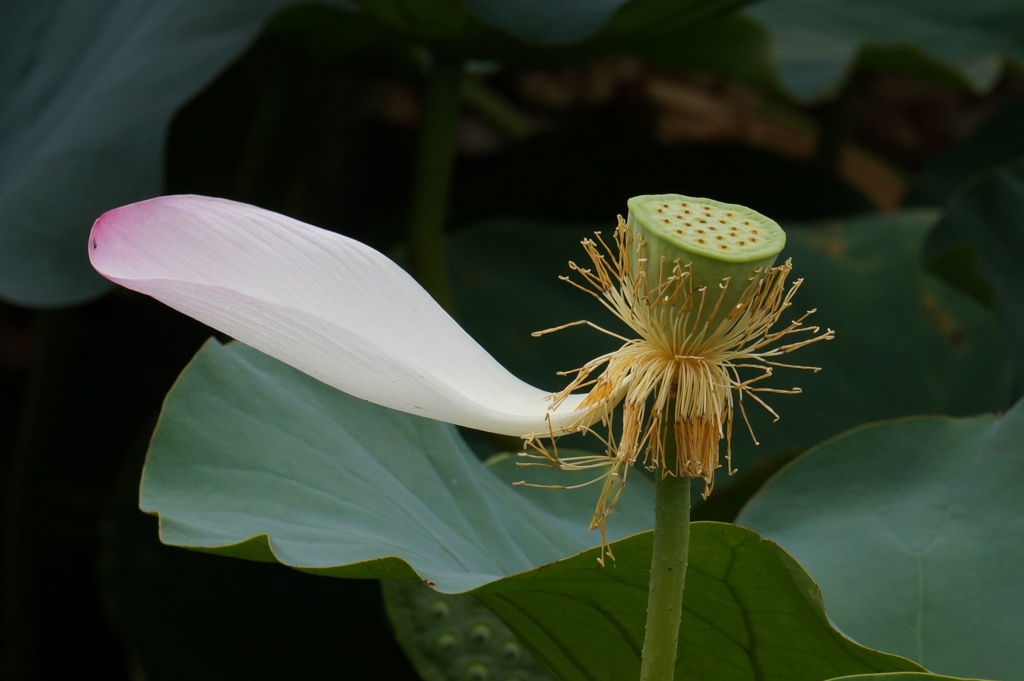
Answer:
[[747, 0, 1024, 100], [0, 0, 358, 307], [925, 158, 1024, 393]]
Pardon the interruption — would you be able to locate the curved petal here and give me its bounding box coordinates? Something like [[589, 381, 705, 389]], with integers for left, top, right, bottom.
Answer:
[[89, 195, 596, 436]]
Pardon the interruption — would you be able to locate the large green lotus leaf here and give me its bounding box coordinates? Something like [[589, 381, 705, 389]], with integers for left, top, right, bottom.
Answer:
[[737, 400, 1024, 680], [141, 342, 924, 678], [925, 158, 1024, 392], [450, 212, 1012, 486], [474, 520, 922, 680], [141, 338, 656, 593], [0, 0, 350, 307], [746, 1, 1024, 99]]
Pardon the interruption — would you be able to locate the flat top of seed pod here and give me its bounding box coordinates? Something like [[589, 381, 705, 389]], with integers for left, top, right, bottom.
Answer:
[[627, 194, 785, 263]]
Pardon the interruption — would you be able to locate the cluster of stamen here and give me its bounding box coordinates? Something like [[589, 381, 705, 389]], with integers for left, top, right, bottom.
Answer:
[[518, 217, 833, 557]]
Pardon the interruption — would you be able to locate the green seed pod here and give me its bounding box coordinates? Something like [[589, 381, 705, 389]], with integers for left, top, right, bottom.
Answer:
[[626, 194, 786, 325], [468, 622, 493, 646], [381, 580, 550, 681]]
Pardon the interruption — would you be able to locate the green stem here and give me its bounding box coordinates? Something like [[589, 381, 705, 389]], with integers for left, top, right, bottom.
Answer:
[[640, 466, 692, 681], [409, 58, 464, 312]]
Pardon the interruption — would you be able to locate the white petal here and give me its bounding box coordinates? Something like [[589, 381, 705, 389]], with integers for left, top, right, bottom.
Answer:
[[90, 195, 596, 436]]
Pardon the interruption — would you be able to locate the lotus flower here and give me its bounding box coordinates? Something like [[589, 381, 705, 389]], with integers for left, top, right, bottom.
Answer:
[[89, 193, 831, 543]]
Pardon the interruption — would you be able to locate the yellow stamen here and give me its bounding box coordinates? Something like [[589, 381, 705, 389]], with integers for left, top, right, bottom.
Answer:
[[522, 217, 834, 550]]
